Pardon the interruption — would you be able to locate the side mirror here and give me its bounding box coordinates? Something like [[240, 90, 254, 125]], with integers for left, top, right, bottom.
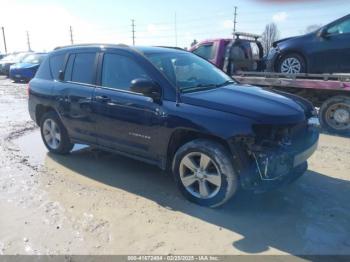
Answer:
[[318, 27, 329, 38], [58, 70, 65, 81], [130, 78, 161, 101]]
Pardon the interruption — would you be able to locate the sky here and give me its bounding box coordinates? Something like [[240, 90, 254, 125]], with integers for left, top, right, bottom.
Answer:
[[0, 0, 349, 53]]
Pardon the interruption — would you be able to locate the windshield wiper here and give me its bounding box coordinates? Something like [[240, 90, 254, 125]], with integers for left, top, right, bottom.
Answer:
[[181, 83, 217, 93], [216, 80, 235, 87], [181, 80, 235, 93]]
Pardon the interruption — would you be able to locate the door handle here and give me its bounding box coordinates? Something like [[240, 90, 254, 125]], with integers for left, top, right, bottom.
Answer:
[[95, 95, 111, 103]]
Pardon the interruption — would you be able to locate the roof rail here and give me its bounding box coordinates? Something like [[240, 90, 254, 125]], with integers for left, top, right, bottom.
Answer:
[[156, 46, 184, 51], [54, 43, 129, 50]]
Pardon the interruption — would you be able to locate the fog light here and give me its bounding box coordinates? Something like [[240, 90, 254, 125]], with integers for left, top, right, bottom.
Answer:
[[308, 117, 320, 127]]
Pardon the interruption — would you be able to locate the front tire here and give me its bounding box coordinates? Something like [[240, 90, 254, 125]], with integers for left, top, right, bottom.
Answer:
[[40, 111, 74, 154], [278, 53, 306, 74], [172, 139, 238, 208]]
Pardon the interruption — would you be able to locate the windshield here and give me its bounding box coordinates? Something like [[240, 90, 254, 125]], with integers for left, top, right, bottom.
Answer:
[[1, 54, 16, 62], [22, 54, 46, 64], [144, 52, 234, 92]]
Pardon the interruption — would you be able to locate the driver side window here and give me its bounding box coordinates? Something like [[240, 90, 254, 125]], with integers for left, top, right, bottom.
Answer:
[[101, 53, 150, 91], [327, 18, 350, 35]]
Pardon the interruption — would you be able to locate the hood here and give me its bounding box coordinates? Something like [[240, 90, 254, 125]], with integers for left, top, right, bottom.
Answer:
[[273, 32, 314, 48], [273, 37, 296, 47], [181, 85, 308, 124], [11, 63, 39, 69]]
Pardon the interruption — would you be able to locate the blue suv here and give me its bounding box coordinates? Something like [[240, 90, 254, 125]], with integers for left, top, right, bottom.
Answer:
[[28, 44, 319, 207]]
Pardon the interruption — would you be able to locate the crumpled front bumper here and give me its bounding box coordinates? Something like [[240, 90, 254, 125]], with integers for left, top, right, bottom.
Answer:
[[237, 126, 319, 192], [265, 48, 280, 72]]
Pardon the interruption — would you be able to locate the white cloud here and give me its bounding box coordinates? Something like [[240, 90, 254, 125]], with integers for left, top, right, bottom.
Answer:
[[272, 12, 288, 23], [223, 20, 234, 29]]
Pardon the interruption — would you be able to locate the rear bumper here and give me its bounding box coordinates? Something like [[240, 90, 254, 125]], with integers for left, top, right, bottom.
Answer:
[[238, 126, 319, 192], [9, 68, 35, 81]]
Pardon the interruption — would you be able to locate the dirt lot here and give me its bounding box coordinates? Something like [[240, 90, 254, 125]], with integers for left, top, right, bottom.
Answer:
[[0, 76, 349, 255]]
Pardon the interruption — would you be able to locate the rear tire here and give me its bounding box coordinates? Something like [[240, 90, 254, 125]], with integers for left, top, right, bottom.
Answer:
[[40, 111, 74, 154], [278, 53, 306, 74], [319, 96, 350, 135], [172, 139, 238, 208]]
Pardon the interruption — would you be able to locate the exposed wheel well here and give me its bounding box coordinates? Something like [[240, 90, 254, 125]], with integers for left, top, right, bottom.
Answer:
[[166, 129, 232, 170], [35, 105, 56, 126]]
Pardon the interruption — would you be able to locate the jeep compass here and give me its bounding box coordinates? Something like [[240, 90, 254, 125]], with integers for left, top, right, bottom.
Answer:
[[28, 44, 319, 207]]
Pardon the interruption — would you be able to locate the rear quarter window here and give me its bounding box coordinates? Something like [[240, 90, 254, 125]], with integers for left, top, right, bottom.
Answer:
[[35, 56, 52, 80]]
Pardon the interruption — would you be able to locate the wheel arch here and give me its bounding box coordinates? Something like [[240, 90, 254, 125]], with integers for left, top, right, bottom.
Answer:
[[35, 104, 58, 126], [165, 129, 232, 171]]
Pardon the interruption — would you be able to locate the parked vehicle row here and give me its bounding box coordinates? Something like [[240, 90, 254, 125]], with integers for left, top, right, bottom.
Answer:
[[28, 44, 319, 207], [0, 52, 47, 82]]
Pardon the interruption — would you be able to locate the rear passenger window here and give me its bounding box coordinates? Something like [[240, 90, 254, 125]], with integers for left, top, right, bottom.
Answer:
[[71, 53, 96, 84], [49, 54, 65, 80], [101, 53, 150, 91]]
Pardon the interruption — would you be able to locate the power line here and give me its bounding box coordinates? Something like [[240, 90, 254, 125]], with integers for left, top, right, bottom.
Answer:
[[233, 6, 237, 33], [26, 31, 31, 51], [131, 19, 135, 46], [174, 12, 178, 47], [70, 26, 74, 45], [1, 27, 7, 54]]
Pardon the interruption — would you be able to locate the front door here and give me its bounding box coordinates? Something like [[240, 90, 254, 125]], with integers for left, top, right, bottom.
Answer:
[[92, 52, 164, 161]]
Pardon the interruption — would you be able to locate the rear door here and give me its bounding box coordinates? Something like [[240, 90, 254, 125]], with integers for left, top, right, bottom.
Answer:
[[55, 52, 98, 144], [91, 51, 164, 161]]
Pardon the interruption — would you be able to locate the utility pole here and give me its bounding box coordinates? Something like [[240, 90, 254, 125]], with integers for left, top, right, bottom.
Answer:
[[26, 31, 31, 51], [131, 19, 135, 46], [174, 12, 178, 47], [1, 27, 7, 54], [233, 6, 238, 34], [69, 26, 74, 45]]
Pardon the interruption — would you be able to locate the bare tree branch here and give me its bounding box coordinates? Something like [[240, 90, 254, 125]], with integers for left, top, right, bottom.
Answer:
[[261, 23, 280, 55]]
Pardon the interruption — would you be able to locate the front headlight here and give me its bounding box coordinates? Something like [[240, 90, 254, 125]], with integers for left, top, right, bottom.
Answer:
[[267, 47, 279, 59]]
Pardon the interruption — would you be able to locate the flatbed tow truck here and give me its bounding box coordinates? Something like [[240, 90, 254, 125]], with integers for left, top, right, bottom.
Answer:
[[190, 33, 350, 134]]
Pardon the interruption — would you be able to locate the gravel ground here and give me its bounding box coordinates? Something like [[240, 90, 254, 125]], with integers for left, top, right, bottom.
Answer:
[[0, 76, 349, 255]]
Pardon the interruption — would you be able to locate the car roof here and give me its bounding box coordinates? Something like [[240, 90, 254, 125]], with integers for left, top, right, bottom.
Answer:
[[52, 44, 187, 56]]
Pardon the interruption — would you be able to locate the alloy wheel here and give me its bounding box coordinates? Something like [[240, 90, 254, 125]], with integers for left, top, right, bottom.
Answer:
[[42, 119, 61, 149], [179, 152, 222, 199], [281, 57, 301, 74]]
